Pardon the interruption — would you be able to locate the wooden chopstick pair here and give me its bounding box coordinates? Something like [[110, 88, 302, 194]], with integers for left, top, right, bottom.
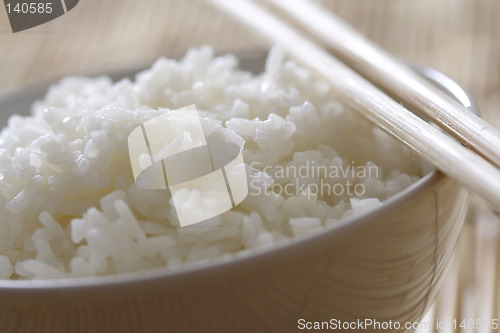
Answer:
[[268, 0, 500, 169], [208, 0, 500, 212]]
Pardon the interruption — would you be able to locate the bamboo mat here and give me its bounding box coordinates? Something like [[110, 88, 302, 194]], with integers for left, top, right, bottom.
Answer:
[[1, 0, 500, 331]]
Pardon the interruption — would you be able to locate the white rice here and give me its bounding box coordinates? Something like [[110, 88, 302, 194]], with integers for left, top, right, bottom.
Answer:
[[0, 46, 424, 279]]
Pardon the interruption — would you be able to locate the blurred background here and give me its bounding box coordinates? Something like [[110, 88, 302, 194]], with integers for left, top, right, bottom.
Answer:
[[1, 0, 499, 331]]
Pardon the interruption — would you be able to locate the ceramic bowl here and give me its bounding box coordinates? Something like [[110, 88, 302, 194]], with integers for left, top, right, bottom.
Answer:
[[0, 55, 474, 333]]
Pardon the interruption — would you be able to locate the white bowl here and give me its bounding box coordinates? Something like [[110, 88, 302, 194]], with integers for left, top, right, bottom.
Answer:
[[0, 55, 474, 333]]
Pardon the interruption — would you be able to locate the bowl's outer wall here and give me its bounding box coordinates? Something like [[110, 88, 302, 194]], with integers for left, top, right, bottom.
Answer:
[[0, 175, 469, 333]]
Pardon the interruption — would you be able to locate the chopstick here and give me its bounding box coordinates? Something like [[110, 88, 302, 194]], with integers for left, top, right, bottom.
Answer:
[[207, 0, 500, 212], [267, 0, 500, 170]]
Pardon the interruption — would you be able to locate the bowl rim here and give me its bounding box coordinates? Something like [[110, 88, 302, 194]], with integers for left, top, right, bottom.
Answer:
[[0, 58, 477, 292]]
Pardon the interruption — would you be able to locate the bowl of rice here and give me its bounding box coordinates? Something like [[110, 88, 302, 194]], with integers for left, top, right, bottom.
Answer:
[[0, 47, 472, 332]]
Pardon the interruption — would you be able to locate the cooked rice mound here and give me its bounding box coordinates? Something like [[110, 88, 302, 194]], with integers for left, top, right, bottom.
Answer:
[[0, 47, 424, 279]]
